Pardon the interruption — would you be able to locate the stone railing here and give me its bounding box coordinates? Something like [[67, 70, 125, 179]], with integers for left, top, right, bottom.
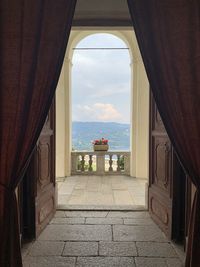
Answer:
[[71, 151, 130, 176]]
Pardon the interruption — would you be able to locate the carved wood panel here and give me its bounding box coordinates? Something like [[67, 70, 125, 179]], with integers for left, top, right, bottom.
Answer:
[[152, 137, 171, 193], [149, 94, 173, 238], [18, 100, 56, 241], [35, 100, 56, 237], [37, 137, 51, 189]]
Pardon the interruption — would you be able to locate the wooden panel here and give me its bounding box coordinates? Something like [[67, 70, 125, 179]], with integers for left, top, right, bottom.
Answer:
[[18, 101, 56, 242], [37, 136, 51, 189], [152, 136, 171, 193], [35, 100, 56, 237], [149, 94, 173, 238], [149, 189, 172, 236]]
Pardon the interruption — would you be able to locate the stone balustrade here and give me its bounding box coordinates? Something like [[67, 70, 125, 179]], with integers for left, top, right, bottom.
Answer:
[[71, 151, 130, 175]]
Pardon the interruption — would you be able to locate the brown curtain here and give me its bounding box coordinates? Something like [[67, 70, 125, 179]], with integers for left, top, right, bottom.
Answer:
[[127, 0, 200, 266], [0, 1, 76, 266]]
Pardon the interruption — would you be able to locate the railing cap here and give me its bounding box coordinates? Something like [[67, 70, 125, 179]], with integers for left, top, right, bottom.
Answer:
[[71, 151, 130, 155]]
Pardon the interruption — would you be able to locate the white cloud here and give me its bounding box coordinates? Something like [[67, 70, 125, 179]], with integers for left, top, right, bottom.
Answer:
[[94, 103, 123, 121], [72, 53, 95, 66], [73, 103, 124, 122], [89, 83, 130, 99]]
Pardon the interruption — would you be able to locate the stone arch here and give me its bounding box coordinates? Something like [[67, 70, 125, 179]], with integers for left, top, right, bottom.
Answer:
[[56, 29, 149, 180]]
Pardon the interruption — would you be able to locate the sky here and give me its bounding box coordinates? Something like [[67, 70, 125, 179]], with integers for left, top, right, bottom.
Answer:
[[72, 33, 131, 124]]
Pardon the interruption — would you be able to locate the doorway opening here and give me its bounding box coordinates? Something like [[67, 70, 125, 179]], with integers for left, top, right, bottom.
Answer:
[[56, 30, 149, 210]]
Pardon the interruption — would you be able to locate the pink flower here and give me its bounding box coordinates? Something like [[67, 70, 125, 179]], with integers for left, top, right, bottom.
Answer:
[[92, 138, 109, 145]]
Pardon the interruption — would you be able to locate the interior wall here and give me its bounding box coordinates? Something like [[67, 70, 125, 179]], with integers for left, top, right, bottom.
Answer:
[[56, 28, 149, 179]]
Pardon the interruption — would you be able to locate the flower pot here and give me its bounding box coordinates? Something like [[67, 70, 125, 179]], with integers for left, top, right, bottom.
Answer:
[[93, 144, 109, 151]]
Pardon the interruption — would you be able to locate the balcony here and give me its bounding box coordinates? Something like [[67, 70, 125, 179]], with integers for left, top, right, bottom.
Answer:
[[57, 151, 147, 209], [71, 151, 130, 176]]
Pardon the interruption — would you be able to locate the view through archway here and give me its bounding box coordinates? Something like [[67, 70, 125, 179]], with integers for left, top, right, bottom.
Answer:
[[57, 32, 147, 210]]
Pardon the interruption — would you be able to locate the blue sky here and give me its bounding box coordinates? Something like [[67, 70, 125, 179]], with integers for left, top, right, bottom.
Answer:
[[72, 33, 131, 124]]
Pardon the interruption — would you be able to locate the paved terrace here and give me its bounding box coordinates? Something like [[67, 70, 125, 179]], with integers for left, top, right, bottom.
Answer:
[[57, 176, 147, 210], [22, 210, 185, 267]]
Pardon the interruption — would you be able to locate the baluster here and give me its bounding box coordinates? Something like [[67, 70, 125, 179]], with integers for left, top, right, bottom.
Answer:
[[109, 155, 113, 171], [88, 155, 93, 172], [77, 155, 81, 171], [81, 155, 85, 172], [117, 154, 121, 171], [121, 155, 125, 170]]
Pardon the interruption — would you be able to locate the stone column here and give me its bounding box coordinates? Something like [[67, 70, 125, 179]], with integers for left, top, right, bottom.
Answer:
[[64, 58, 73, 176], [96, 152, 105, 175]]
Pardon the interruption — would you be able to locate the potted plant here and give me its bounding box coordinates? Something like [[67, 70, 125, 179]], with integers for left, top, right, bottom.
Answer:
[[93, 138, 109, 151]]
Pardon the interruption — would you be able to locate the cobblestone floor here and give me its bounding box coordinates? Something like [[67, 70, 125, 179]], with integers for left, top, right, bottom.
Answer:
[[22, 211, 185, 267]]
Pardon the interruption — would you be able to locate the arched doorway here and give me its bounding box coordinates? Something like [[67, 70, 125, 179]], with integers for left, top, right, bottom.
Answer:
[[56, 29, 149, 180], [56, 29, 150, 209]]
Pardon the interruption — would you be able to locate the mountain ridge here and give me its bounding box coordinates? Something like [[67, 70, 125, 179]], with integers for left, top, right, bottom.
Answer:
[[72, 121, 130, 151]]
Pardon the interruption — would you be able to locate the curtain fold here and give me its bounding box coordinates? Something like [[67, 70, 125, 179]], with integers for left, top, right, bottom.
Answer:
[[127, 0, 200, 266], [0, 0, 76, 266]]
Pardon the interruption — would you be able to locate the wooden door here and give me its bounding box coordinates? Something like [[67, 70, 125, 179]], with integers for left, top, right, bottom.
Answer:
[[149, 94, 174, 238], [19, 101, 56, 241], [35, 101, 56, 237]]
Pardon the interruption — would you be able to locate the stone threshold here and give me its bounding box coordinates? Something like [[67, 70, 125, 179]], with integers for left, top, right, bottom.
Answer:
[[57, 204, 148, 211]]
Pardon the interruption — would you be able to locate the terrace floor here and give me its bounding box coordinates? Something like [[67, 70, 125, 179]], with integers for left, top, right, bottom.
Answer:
[[57, 176, 147, 210]]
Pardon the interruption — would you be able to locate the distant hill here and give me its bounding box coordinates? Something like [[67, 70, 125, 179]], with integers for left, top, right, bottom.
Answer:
[[72, 121, 130, 151]]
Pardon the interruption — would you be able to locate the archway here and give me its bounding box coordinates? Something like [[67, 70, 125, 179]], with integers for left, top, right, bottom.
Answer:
[[56, 29, 149, 181], [56, 29, 149, 209]]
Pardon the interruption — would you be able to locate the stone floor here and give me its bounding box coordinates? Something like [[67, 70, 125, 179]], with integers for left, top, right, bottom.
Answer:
[[57, 176, 147, 210], [22, 210, 185, 267]]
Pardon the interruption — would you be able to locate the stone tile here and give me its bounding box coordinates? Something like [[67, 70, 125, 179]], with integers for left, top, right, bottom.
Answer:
[[38, 224, 112, 241], [74, 182, 87, 190], [166, 258, 184, 267], [65, 211, 108, 218], [85, 217, 123, 225], [132, 196, 146, 206], [135, 257, 167, 267], [124, 218, 154, 225], [129, 188, 146, 197], [113, 190, 134, 205], [67, 190, 86, 205], [23, 256, 76, 267], [99, 241, 137, 256], [85, 192, 114, 205], [76, 256, 135, 267], [58, 194, 71, 205], [107, 211, 150, 218], [28, 241, 65, 256], [54, 211, 66, 218], [171, 242, 185, 263], [50, 217, 85, 224], [136, 242, 178, 257], [101, 183, 113, 194], [113, 225, 167, 242], [111, 183, 127, 190], [58, 184, 75, 194], [63, 176, 79, 183], [62, 242, 98, 256]]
